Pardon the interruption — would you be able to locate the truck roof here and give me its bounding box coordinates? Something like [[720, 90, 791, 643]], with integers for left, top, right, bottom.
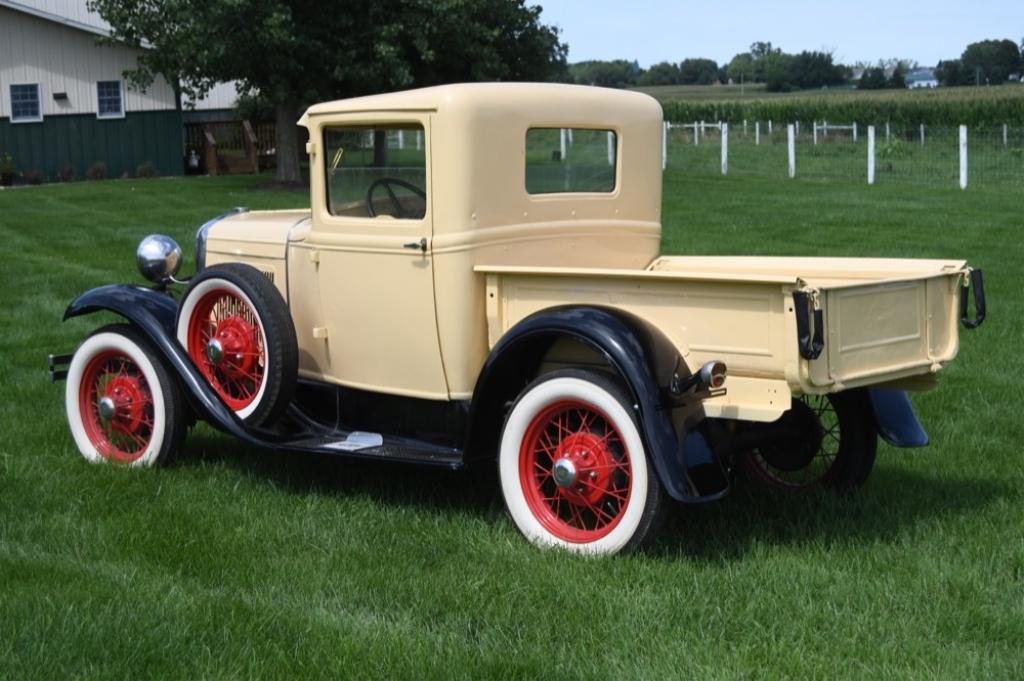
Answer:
[[299, 82, 661, 122]]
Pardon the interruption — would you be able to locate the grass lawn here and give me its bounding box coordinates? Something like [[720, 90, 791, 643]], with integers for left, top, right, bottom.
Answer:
[[1, 172, 1021, 679]]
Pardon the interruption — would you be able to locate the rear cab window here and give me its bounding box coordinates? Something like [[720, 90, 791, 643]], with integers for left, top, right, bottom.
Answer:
[[525, 128, 617, 194]]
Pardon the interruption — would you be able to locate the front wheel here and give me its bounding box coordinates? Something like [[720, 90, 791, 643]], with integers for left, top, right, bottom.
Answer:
[[65, 324, 186, 466], [498, 369, 667, 555]]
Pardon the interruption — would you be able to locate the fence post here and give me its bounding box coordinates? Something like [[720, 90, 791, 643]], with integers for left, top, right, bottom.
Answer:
[[1003, 124, 1008, 149], [721, 123, 729, 175], [959, 125, 968, 190], [609, 130, 616, 166], [885, 122, 890, 142], [755, 121, 760, 146], [744, 119, 748, 136], [567, 128, 573, 145], [823, 120, 827, 139], [853, 122, 858, 142], [769, 120, 773, 135], [398, 130, 405, 150], [661, 122, 667, 170], [796, 120, 800, 136], [694, 121, 699, 146], [787, 124, 796, 178], [813, 121, 818, 146], [560, 128, 567, 160], [867, 125, 876, 185], [920, 124, 925, 146]]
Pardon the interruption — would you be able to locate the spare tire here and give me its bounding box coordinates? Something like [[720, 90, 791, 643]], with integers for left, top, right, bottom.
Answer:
[[177, 263, 297, 426]]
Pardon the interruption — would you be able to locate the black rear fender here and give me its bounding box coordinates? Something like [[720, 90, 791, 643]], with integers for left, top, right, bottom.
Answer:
[[465, 305, 726, 502]]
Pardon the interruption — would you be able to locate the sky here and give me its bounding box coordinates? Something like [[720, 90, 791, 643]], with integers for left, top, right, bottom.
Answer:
[[537, 0, 1023, 68]]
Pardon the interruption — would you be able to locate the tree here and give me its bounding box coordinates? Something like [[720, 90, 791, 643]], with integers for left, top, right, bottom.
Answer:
[[679, 58, 719, 85], [89, 0, 567, 183], [858, 67, 888, 90], [887, 63, 907, 89], [789, 51, 845, 89], [935, 59, 969, 86], [568, 60, 641, 88], [726, 52, 755, 85], [961, 39, 1022, 84], [637, 61, 681, 86]]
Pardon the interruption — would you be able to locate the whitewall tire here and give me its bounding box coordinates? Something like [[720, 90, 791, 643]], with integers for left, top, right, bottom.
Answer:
[[65, 324, 186, 467], [499, 369, 667, 555]]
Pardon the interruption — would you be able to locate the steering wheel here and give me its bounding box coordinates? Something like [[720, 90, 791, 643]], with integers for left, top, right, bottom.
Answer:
[[365, 177, 426, 218]]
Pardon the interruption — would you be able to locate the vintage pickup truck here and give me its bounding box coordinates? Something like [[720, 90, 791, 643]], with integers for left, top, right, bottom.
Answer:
[[51, 83, 985, 554]]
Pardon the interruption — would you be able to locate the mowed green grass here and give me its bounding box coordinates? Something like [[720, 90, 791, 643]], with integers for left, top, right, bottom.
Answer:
[[1, 172, 1022, 679]]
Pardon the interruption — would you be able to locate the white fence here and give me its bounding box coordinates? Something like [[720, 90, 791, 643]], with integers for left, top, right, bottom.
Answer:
[[662, 120, 1023, 189]]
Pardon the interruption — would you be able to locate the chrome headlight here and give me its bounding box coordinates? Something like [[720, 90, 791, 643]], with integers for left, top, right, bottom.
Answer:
[[136, 234, 182, 283]]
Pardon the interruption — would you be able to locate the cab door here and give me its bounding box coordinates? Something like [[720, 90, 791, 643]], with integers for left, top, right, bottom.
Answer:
[[302, 115, 448, 400]]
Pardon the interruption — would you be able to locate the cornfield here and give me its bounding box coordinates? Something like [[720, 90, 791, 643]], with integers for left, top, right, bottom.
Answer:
[[661, 86, 1024, 127]]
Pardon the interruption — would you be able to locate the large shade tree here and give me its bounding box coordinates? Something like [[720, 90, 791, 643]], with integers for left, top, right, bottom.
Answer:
[[89, 0, 567, 182]]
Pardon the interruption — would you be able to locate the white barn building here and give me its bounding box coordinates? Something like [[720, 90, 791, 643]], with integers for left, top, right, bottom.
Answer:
[[0, 0, 237, 180]]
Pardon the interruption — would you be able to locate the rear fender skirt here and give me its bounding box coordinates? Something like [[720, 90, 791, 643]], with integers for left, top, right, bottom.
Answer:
[[468, 305, 722, 502], [63, 284, 266, 445], [867, 388, 929, 448]]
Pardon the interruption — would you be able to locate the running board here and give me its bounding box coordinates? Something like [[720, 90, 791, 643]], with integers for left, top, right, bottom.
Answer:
[[281, 432, 463, 469]]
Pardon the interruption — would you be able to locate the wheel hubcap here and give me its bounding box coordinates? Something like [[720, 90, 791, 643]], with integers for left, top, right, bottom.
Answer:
[[97, 396, 116, 421], [552, 458, 577, 488], [206, 338, 224, 364]]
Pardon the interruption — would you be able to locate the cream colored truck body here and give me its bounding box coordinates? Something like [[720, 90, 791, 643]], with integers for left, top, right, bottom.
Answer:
[[202, 83, 972, 422]]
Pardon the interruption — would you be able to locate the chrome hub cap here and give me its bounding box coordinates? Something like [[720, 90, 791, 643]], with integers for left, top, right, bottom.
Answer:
[[98, 396, 117, 421], [552, 458, 578, 488], [206, 338, 224, 365]]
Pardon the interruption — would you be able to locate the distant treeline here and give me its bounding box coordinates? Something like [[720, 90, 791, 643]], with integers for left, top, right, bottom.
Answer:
[[566, 38, 1024, 92], [660, 87, 1024, 127]]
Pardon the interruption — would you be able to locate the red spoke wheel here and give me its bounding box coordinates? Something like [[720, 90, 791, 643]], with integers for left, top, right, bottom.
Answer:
[[500, 369, 667, 554], [741, 389, 877, 492], [177, 264, 297, 426], [65, 324, 185, 466]]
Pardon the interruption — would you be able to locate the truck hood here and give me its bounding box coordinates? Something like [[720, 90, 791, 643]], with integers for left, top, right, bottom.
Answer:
[[206, 209, 311, 260]]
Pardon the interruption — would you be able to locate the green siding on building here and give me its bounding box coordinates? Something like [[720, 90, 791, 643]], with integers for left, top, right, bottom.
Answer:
[[0, 109, 183, 181]]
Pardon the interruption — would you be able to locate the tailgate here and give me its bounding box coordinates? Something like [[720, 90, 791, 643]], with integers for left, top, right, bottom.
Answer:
[[804, 266, 971, 388]]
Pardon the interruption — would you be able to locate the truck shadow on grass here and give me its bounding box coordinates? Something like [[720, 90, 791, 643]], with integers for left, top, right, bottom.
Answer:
[[182, 429, 1013, 561]]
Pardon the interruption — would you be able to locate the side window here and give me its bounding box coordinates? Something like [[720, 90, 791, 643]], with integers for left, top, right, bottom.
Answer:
[[97, 80, 124, 118], [10, 84, 42, 123], [525, 128, 616, 194], [324, 125, 426, 219]]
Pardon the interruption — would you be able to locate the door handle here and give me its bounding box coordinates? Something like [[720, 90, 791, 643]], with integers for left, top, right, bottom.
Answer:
[[403, 237, 428, 253]]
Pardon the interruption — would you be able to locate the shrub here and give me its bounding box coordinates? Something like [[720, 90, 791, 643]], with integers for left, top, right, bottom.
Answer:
[[24, 169, 45, 185], [135, 161, 160, 178], [0, 152, 18, 186], [57, 165, 76, 182], [86, 162, 108, 181]]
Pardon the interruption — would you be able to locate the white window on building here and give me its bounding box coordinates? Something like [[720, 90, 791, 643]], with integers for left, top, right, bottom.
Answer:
[[97, 80, 124, 118], [10, 84, 42, 123]]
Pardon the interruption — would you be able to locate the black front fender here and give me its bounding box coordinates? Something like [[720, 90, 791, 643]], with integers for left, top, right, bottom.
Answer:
[[63, 284, 263, 445], [467, 305, 724, 503]]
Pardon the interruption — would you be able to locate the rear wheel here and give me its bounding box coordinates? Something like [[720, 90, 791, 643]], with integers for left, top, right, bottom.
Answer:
[[499, 369, 667, 554], [65, 324, 186, 466], [177, 263, 297, 426], [741, 389, 877, 492]]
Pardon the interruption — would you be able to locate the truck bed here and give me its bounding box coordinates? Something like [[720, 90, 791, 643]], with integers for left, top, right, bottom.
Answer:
[[477, 256, 970, 422]]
